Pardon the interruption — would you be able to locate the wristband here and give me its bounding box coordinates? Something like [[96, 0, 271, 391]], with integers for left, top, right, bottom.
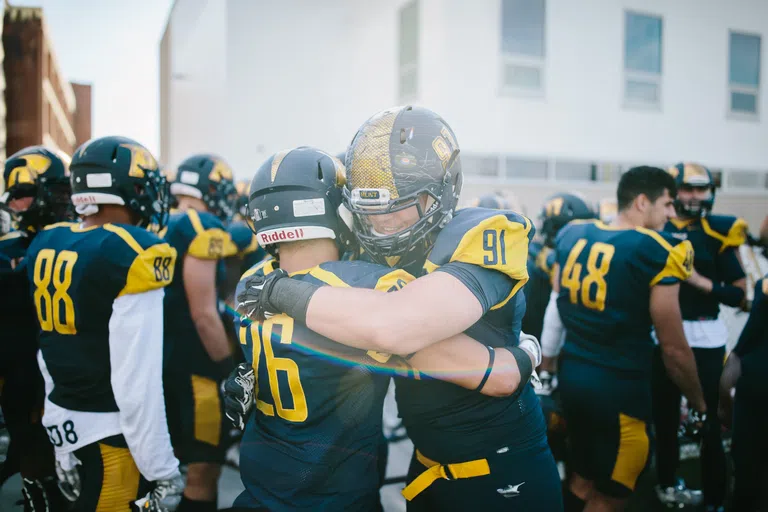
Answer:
[[510, 346, 533, 384], [710, 283, 745, 308], [269, 278, 320, 324], [474, 346, 496, 392]]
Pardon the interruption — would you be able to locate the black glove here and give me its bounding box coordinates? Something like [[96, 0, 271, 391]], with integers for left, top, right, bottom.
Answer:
[[679, 408, 708, 441], [223, 363, 255, 431], [236, 269, 289, 321], [236, 269, 320, 323]]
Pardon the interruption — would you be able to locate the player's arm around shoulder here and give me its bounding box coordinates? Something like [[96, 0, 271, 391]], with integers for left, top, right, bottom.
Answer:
[[102, 225, 180, 481], [351, 265, 536, 397], [306, 212, 534, 355]]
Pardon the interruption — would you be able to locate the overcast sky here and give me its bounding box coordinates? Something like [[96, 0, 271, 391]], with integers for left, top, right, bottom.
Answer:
[[14, 0, 175, 156]]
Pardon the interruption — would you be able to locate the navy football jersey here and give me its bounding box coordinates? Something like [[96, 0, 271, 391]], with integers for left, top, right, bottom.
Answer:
[[522, 240, 556, 339], [234, 258, 412, 511], [664, 214, 747, 320], [163, 209, 237, 376], [555, 220, 693, 376], [25, 222, 176, 412], [733, 277, 768, 395], [0, 230, 38, 363], [394, 207, 547, 462]]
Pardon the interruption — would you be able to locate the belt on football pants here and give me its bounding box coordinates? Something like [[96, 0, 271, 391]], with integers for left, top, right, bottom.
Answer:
[[401, 449, 491, 501]]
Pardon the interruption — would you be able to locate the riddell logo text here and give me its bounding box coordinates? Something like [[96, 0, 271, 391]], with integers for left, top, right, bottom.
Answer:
[[260, 228, 305, 244]]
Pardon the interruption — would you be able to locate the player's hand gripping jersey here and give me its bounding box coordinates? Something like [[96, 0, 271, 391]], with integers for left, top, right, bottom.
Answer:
[[394, 207, 547, 462], [25, 221, 178, 477], [234, 258, 412, 512], [555, 220, 694, 375], [665, 214, 747, 318]]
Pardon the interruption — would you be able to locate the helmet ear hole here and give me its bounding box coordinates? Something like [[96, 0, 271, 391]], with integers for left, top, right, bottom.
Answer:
[[317, 162, 324, 181]]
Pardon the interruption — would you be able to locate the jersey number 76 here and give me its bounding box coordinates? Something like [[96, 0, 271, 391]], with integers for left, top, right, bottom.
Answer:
[[561, 239, 615, 312], [238, 315, 308, 423]]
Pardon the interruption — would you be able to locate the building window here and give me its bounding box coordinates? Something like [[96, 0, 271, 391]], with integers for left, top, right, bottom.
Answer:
[[461, 155, 500, 178], [728, 31, 761, 118], [398, 1, 419, 101], [505, 157, 548, 179], [624, 11, 662, 108], [554, 161, 597, 181], [727, 169, 761, 189], [500, 0, 546, 94]]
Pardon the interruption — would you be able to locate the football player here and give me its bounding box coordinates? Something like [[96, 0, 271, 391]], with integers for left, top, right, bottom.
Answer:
[[235, 106, 563, 511], [651, 163, 747, 511], [26, 136, 183, 511], [525, 193, 596, 467], [228, 146, 540, 511], [524, 193, 596, 342], [719, 275, 768, 511], [0, 146, 73, 511], [544, 166, 707, 511], [163, 154, 239, 512]]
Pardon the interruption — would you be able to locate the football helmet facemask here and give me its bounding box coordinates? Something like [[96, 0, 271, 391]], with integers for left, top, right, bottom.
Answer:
[[668, 162, 716, 218], [343, 105, 463, 268]]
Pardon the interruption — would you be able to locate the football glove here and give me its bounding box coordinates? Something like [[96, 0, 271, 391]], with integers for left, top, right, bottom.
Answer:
[[236, 269, 288, 321], [132, 471, 184, 512], [223, 363, 255, 431], [679, 408, 707, 441], [535, 370, 558, 396], [54, 451, 82, 502], [518, 332, 542, 367]]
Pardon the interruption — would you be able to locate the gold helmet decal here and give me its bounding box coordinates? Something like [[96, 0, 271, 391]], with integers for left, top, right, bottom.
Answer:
[[120, 143, 157, 178], [330, 155, 347, 186], [348, 108, 400, 198], [235, 180, 250, 196], [209, 159, 233, 183], [545, 197, 564, 217], [667, 165, 680, 179], [7, 154, 53, 188], [682, 163, 710, 185]]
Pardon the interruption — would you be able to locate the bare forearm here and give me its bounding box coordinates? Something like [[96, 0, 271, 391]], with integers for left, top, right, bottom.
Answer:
[[408, 337, 523, 396], [661, 345, 706, 412], [193, 310, 232, 362], [306, 284, 480, 354]]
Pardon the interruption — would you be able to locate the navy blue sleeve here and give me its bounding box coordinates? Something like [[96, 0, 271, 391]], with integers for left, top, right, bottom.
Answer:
[[717, 247, 746, 285], [435, 262, 515, 313], [732, 279, 767, 358]]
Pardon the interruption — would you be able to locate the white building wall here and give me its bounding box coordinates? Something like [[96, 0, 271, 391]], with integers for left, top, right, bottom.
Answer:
[[161, 0, 768, 227], [421, 0, 768, 169]]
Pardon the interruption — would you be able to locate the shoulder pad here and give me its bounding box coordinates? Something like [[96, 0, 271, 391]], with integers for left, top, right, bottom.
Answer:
[[425, 208, 532, 281], [228, 222, 260, 255], [102, 224, 178, 296], [701, 215, 748, 252], [185, 209, 238, 259], [0, 230, 29, 259], [635, 227, 694, 286], [240, 257, 276, 281]]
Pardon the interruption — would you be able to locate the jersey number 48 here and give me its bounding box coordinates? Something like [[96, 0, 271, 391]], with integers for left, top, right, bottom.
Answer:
[[561, 239, 615, 312]]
